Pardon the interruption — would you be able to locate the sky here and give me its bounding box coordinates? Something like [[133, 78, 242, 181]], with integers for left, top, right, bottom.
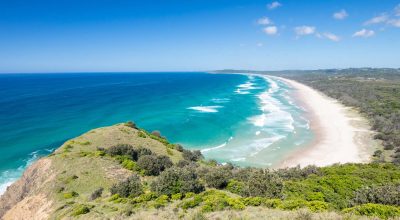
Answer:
[[0, 0, 399, 72]]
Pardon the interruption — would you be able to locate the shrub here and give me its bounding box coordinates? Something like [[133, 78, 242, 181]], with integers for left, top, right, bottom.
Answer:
[[352, 184, 400, 206], [243, 170, 283, 198], [226, 197, 246, 210], [277, 165, 320, 180], [343, 203, 400, 219], [242, 197, 264, 206], [151, 130, 161, 137], [264, 199, 282, 208], [153, 195, 169, 208], [110, 175, 143, 197], [171, 193, 183, 200], [279, 199, 307, 210], [136, 147, 153, 158], [176, 160, 190, 168], [89, 187, 103, 200], [106, 144, 137, 160], [174, 144, 184, 152], [124, 121, 137, 128], [203, 167, 231, 189], [137, 155, 172, 176], [71, 205, 90, 216], [306, 201, 329, 212], [121, 159, 138, 171], [182, 149, 203, 162], [226, 179, 245, 195], [151, 167, 204, 196], [181, 195, 203, 209], [63, 191, 79, 199]]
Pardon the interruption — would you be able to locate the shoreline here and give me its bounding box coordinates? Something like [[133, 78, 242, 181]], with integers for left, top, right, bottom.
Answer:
[[270, 76, 378, 167]]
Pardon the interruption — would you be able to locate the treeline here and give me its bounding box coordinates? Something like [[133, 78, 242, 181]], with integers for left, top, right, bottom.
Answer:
[[264, 68, 400, 164]]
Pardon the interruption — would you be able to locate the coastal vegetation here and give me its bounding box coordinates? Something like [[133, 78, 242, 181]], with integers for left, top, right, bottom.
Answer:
[[2, 121, 399, 219]]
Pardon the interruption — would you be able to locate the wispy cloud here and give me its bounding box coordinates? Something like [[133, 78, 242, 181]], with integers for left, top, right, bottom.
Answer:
[[395, 4, 400, 16], [267, 1, 282, 10], [294, 26, 316, 36], [353, 29, 375, 38], [322, 32, 340, 41], [387, 19, 400, 27], [364, 14, 389, 25], [263, 26, 278, 35], [333, 9, 348, 20], [257, 17, 273, 25]]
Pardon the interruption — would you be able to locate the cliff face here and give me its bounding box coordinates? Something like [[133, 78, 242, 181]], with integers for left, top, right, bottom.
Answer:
[[0, 159, 54, 220], [0, 123, 182, 219]]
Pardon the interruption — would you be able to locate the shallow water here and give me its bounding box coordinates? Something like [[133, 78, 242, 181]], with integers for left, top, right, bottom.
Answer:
[[0, 72, 313, 193]]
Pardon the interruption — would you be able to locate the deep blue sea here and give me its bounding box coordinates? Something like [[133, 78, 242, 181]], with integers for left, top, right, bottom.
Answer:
[[0, 72, 313, 193]]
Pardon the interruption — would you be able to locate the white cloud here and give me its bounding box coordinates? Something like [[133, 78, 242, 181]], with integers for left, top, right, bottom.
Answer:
[[364, 14, 389, 25], [294, 26, 316, 36], [395, 4, 400, 16], [388, 19, 400, 27], [333, 9, 348, 20], [267, 1, 282, 10], [323, 32, 340, 41], [263, 26, 278, 35], [352, 29, 375, 38], [257, 17, 273, 25]]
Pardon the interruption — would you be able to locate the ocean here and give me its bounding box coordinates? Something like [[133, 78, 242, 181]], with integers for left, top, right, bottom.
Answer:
[[0, 72, 313, 194]]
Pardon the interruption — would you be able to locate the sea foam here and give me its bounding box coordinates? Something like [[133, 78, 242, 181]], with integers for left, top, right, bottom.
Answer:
[[187, 105, 223, 113]]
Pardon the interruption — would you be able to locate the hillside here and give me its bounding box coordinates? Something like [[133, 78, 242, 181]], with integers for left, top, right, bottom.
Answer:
[[1, 122, 400, 219]]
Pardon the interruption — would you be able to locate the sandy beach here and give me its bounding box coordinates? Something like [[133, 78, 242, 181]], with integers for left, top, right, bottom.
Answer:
[[273, 76, 379, 168]]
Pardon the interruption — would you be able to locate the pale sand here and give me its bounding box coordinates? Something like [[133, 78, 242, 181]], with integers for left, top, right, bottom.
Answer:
[[270, 76, 379, 168]]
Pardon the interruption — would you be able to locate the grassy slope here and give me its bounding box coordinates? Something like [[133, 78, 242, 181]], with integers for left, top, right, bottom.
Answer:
[[42, 123, 183, 219], [3, 122, 400, 219]]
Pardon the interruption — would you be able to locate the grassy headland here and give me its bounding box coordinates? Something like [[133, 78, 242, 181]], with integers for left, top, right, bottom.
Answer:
[[1, 121, 400, 219]]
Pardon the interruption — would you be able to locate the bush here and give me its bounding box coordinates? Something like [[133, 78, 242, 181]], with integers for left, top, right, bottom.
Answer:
[[63, 191, 79, 199], [137, 155, 172, 176], [151, 167, 204, 196], [124, 121, 137, 128], [241, 197, 264, 206], [89, 187, 103, 200], [151, 130, 161, 137], [110, 175, 143, 197], [306, 201, 329, 212], [71, 205, 90, 216], [136, 147, 153, 158], [226, 179, 245, 195], [203, 167, 231, 189], [277, 165, 320, 180], [242, 170, 283, 198], [182, 149, 203, 162], [352, 184, 400, 206], [264, 199, 282, 208], [343, 203, 400, 219], [279, 199, 307, 210], [106, 144, 137, 159]]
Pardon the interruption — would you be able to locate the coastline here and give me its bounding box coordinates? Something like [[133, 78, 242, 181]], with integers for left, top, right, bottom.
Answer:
[[268, 76, 378, 167]]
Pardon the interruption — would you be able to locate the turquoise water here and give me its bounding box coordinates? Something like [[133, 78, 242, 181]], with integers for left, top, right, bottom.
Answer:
[[0, 72, 313, 193]]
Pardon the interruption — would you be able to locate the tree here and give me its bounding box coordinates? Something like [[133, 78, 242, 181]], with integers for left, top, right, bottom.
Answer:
[[110, 175, 143, 197], [137, 155, 172, 176], [151, 167, 204, 196]]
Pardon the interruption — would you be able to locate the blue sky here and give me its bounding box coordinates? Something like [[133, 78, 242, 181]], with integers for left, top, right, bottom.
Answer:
[[0, 0, 399, 72]]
